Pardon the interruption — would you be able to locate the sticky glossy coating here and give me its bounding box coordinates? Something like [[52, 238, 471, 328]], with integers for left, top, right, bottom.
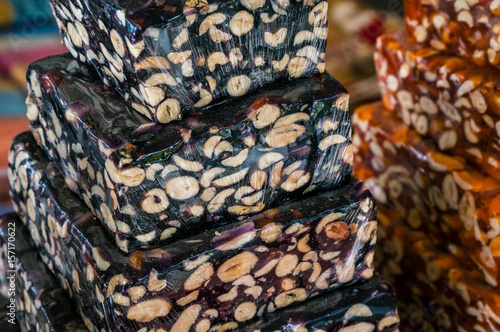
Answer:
[[27, 53, 353, 252], [9, 131, 376, 332], [49, 0, 329, 122]]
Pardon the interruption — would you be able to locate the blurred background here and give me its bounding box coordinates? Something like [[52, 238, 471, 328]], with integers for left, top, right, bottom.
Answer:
[[0, 0, 403, 211]]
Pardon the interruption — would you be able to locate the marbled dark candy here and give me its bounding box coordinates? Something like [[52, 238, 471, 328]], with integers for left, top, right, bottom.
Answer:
[[47, 0, 329, 122], [0, 213, 88, 332], [222, 275, 400, 332], [27, 53, 353, 252], [9, 132, 375, 332]]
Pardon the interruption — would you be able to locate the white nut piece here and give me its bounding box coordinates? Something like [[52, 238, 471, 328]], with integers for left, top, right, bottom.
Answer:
[[222, 149, 249, 167], [308, 2, 328, 27], [266, 124, 306, 148], [258, 152, 284, 169], [200, 168, 226, 188], [165, 176, 200, 200], [230, 11, 254, 36], [156, 99, 181, 123], [227, 75, 251, 97], [248, 104, 281, 128], [184, 263, 214, 291], [207, 52, 229, 72], [199, 13, 227, 35], [273, 54, 290, 71], [288, 57, 308, 78], [141, 189, 170, 214], [127, 299, 172, 323], [264, 28, 288, 47], [241, 0, 266, 10], [217, 252, 258, 282], [234, 302, 257, 322]]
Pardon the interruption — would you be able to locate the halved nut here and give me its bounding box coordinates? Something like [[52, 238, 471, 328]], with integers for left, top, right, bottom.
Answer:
[[248, 104, 281, 128], [265, 124, 306, 148], [165, 176, 200, 200], [207, 52, 229, 72], [126, 299, 172, 323], [199, 13, 227, 35], [258, 152, 284, 169], [230, 11, 254, 36], [264, 28, 288, 47], [281, 171, 310, 192], [141, 189, 170, 214], [227, 75, 251, 97], [184, 263, 214, 291], [217, 252, 258, 282], [156, 99, 181, 123]]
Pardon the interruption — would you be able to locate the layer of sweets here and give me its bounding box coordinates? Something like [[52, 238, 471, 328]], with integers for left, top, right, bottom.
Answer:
[[405, 0, 500, 69], [352, 102, 500, 287], [375, 206, 500, 332], [48, 0, 328, 123], [0, 213, 89, 332], [27, 54, 353, 252], [375, 30, 500, 181], [9, 131, 377, 332]]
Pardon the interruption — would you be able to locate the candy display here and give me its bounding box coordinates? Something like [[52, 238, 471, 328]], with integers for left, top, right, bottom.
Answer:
[[353, 101, 500, 288], [375, 31, 500, 181], [48, 0, 328, 123], [0, 212, 88, 332], [405, 0, 500, 69], [9, 131, 378, 331], [376, 206, 500, 332], [28, 53, 353, 252]]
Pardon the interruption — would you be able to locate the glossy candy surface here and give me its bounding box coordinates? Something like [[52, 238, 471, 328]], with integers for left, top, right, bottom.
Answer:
[[9, 131, 376, 332], [48, 0, 329, 122], [405, 0, 500, 69], [375, 31, 500, 181], [376, 206, 500, 332], [353, 102, 500, 288], [28, 54, 353, 252]]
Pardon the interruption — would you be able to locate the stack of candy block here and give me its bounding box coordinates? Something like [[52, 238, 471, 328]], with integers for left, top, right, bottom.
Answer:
[[2, 0, 401, 331], [353, 0, 500, 331]]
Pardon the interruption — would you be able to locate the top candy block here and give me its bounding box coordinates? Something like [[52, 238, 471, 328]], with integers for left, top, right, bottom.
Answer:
[[405, 0, 500, 69], [49, 0, 329, 123]]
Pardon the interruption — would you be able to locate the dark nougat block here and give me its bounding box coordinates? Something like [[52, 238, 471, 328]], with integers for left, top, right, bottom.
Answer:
[[9, 132, 376, 332], [221, 275, 400, 332], [27, 53, 353, 252], [47, 0, 329, 123], [0, 213, 89, 332]]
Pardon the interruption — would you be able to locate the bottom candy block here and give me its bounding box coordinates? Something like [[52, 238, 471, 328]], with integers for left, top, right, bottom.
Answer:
[[0, 211, 399, 332], [0, 213, 88, 332], [376, 206, 500, 332], [9, 131, 378, 331]]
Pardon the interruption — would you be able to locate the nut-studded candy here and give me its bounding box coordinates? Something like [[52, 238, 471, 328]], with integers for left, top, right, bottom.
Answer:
[[353, 102, 500, 287], [9, 132, 376, 332], [376, 206, 500, 332], [375, 31, 500, 181], [48, 0, 329, 122], [221, 274, 399, 332], [406, 0, 500, 69], [27, 54, 353, 252], [0, 213, 89, 332]]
